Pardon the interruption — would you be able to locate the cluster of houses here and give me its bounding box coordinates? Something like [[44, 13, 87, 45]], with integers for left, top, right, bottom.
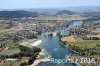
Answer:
[[85, 35, 100, 40], [0, 29, 38, 42]]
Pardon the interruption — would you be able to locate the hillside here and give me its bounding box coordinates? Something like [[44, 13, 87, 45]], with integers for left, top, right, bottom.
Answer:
[[56, 10, 75, 15], [0, 10, 38, 18]]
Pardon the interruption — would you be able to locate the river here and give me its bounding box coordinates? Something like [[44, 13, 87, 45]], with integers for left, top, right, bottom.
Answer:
[[36, 21, 82, 66]]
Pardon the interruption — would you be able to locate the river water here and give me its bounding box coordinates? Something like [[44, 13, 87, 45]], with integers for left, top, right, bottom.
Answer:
[[37, 21, 82, 66]]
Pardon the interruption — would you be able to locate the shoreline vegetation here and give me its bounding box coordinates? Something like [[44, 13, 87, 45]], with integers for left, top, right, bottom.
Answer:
[[0, 32, 42, 66], [59, 34, 100, 66], [19, 39, 52, 66], [31, 49, 51, 66], [0, 36, 51, 66], [0, 41, 42, 66], [1, 9, 100, 66], [0, 28, 54, 66]]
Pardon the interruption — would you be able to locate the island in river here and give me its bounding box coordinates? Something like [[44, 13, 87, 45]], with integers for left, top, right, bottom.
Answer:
[[31, 21, 82, 66]]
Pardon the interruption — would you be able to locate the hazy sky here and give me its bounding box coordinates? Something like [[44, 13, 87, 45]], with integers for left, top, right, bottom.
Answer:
[[0, 0, 100, 10]]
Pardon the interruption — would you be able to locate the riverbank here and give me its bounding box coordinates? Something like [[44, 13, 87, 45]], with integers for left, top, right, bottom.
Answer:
[[35, 21, 83, 66], [30, 49, 51, 66], [62, 37, 100, 66], [66, 55, 81, 66]]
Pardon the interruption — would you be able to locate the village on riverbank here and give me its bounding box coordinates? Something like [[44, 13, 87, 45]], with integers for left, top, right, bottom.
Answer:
[[59, 19, 100, 66], [0, 9, 100, 66]]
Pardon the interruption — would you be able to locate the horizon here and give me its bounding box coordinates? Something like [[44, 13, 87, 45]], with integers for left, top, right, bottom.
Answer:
[[0, 0, 100, 10], [0, 6, 100, 11]]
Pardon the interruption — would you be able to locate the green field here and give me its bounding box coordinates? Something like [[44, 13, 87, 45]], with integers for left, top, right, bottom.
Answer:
[[67, 39, 100, 59], [61, 36, 75, 42], [73, 40, 100, 48], [0, 40, 18, 48], [0, 32, 8, 35], [0, 28, 20, 36], [61, 36, 74, 40], [0, 40, 20, 56], [21, 57, 30, 63], [1, 61, 14, 66], [0, 48, 21, 56]]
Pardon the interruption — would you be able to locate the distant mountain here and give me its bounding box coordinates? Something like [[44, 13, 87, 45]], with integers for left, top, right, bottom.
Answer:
[[62, 6, 100, 13], [0, 10, 38, 18], [56, 10, 75, 15], [20, 6, 100, 13], [25, 8, 59, 15]]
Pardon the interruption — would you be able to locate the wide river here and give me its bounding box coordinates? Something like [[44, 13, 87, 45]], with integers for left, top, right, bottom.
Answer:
[[37, 21, 82, 66]]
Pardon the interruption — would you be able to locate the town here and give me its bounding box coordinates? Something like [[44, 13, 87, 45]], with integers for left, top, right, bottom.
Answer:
[[0, 0, 100, 66]]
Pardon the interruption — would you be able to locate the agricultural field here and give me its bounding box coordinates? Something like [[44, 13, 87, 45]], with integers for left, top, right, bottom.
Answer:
[[61, 36, 76, 44], [21, 57, 30, 63], [0, 40, 18, 48], [0, 48, 20, 56], [61, 36, 74, 41], [73, 40, 100, 48], [0, 61, 14, 66], [0, 39, 20, 56], [0, 28, 21, 35]]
